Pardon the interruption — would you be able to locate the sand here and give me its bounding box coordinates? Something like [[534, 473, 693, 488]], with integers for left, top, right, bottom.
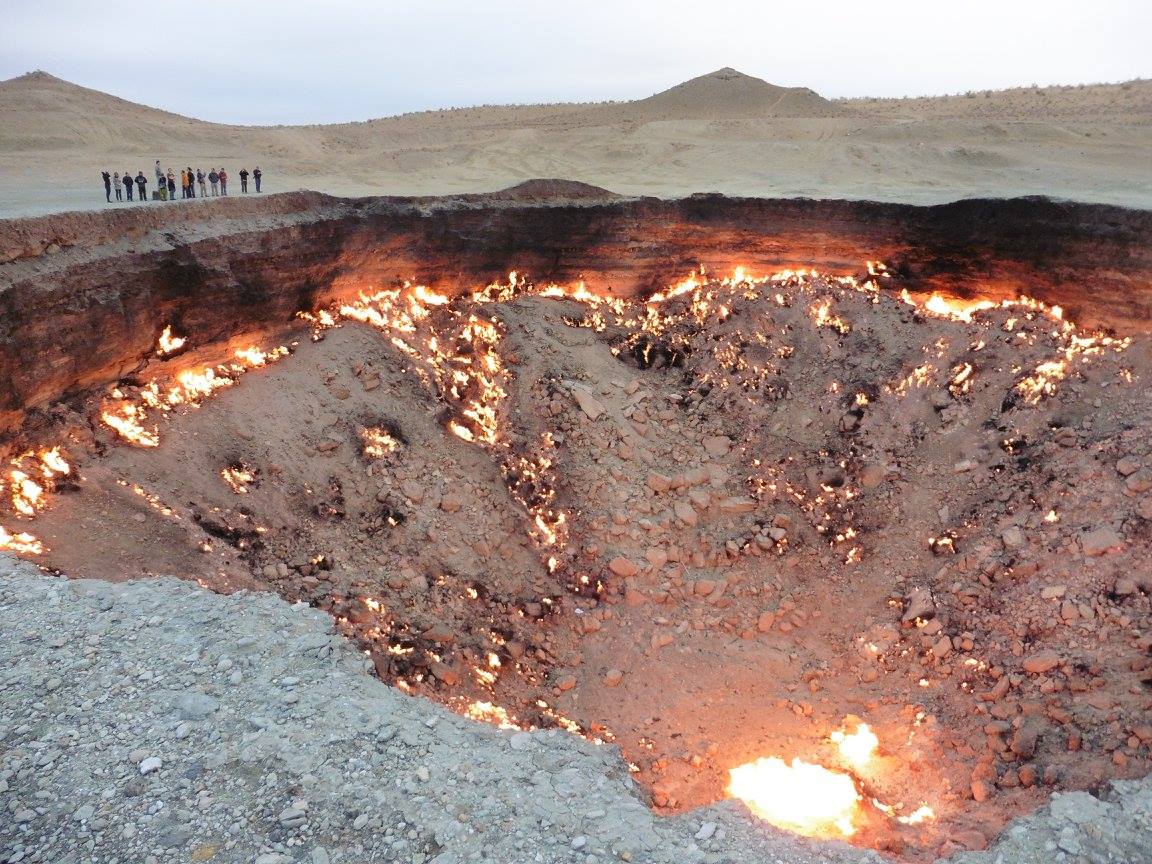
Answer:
[[0, 67, 1149, 218]]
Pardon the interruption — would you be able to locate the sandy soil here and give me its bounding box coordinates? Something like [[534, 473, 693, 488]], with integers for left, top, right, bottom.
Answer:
[[0, 68, 1149, 217], [7, 270, 1152, 859]]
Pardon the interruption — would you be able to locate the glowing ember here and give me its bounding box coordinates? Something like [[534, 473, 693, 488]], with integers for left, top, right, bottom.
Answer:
[[157, 325, 186, 355], [728, 757, 860, 837]]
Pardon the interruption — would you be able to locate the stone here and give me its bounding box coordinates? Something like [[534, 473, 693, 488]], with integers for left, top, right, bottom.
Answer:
[[695, 822, 717, 841], [1081, 526, 1123, 557], [1125, 468, 1152, 494], [647, 473, 671, 493], [139, 756, 163, 775], [603, 669, 623, 687], [1022, 650, 1061, 674], [702, 436, 731, 457], [756, 611, 776, 633], [572, 387, 605, 421], [439, 493, 463, 514], [607, 557, 639, 578], [1001, 526, 1026, 550], [902, 586, 936, 623], [175, 691, 220, 720]]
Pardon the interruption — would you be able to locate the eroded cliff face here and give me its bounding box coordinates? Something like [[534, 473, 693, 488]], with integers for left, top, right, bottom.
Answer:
[[2, 189, 1150, 439]]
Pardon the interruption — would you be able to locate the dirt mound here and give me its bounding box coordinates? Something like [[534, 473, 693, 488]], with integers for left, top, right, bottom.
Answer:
[[625, 67, 845, 120], [483, 179, 625, 203]]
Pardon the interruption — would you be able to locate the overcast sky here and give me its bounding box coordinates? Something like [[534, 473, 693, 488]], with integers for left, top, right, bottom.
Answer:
[[1, 0, 1148, 125]]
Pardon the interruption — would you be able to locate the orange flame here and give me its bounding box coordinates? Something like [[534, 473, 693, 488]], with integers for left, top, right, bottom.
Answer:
[[729, 757, 860, 837]]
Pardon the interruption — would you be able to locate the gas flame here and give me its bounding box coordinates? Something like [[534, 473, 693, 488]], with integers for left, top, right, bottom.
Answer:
[[831, 722, 879, 769], [361, 427, 400, 459], [0, 525, 43, 555], [157, 325, 186, 356], [220, 466, 255, 494], [728, 757, 860, 837]]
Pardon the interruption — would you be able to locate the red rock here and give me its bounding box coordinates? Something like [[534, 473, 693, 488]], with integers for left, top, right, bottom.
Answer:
[[608, 556, 639, 578], [1081, 526, 1123, 557], [1022, 650, 1061, 674]]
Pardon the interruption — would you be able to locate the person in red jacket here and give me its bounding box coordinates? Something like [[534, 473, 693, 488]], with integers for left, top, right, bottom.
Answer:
[[219, 167, 229, 196]]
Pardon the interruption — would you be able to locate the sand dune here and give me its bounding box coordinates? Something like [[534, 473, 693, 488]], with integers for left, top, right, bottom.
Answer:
[[0, 67, 1149, 217]]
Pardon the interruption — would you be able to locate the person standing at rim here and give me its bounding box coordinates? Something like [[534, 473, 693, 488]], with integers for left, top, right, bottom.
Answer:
[[179, 167, 188, 199], [186, 166, 195, 198], [113, 171, 123, 201], [102, 170, 112, 202], [253, 166, 262, 192], [167, 171, 176, 201], [122, 170, 134, 201], [218, 167, 229, 196], [239, 167, 249, 193], [135, 170, 148, 202], [154, 160, 164, 190], [208, 168, 219, 196], [197, 168, 207, 197]]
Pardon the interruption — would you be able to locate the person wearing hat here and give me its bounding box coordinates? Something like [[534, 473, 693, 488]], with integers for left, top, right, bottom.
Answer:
[[123, 170, 135, 201], [135, 171, 148, 202]]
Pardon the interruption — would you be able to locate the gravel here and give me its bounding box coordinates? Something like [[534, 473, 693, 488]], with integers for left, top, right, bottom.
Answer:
[[1, 554, 1149, 864]]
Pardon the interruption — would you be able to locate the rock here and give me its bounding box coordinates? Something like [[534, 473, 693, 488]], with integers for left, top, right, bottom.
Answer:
[[175, 691, 220, 720], [1114, 578, 1139, 596], [902, 586, 936, 623], [859, 463, 887, 488], [1010, 722, 1042, 759], [430, 662, 460, 686], [931, 635, 953, 659], [572, 387, 605, 421], [717, 496, 756, 514], [1081, 526, 1123, 557], [971, 780, 992, 802], [1001, 526, 1026, 550], [603, 669, 623, 687], [1125, 468, 1152, 493], [674, 501, 697, 526], [702, 435, 731, 457], [1136, 498, 1152, 520], [607, 557, 640, 578], [695, 822, 717, 841], [756, 611, 776, 633], [1022, 650, 1061, 674], [439, 493, 463, 513], [554, 672, 577, 692], [647, 473, 671, 493], [1116, 456, 1142, 476], [423, 623, 456, 644], [139, 756, 163, 775]]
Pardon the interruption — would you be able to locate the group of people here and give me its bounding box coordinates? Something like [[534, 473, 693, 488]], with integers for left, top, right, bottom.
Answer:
[[101, 161, 264, 203]]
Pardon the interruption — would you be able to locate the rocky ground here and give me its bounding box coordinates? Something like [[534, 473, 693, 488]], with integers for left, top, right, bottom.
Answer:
[[2, 556, 1150, 864], [3, 267, 1152, 859]]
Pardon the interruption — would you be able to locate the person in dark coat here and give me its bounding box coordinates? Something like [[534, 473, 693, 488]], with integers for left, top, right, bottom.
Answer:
[[186, 166, 195, 198], [253, 166, 262, 192], [196, 169, 206, 197], [208, 169, 219, 196], [123, 171, 134, 201], [135, 171, 148, 201], [239, 168, 249, 193], [113, 171, 123, 201], [102, 171, 112, 202]]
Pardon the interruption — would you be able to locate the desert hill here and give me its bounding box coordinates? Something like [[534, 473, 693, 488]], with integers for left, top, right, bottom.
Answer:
[[0, 67, 1150, 216]]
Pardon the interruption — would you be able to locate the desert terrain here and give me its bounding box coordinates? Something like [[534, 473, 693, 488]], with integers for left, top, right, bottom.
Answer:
[[0, 67, 1150, 217]]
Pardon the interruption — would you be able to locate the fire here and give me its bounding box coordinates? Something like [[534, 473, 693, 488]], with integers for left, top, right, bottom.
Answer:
[[220, 465, 255, 494], [728, 757, 860, 837], [0, 525, 43, 555], [157, 325, 186, 355], [831, 722, 879, 769], [361, 427, 400, 459], [9, 471, 44, 516], [39, 447, 71, 476], [101, 403, 160, 447]]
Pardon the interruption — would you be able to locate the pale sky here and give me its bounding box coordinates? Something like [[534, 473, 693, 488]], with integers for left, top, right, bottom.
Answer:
[[1, 0, 1148, 125]]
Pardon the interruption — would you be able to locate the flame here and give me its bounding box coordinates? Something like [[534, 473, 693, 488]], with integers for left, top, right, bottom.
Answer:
[[0, 525, 43, 555], [9, 471, 44, 516], [39, 448, 71, 476], [729, 757, 860, 837], [157, 325, 186, 355], [220, 466, 255, 494], [361, 427, 400, 459], [101, 403, 160, 447], [831, 722, 879, 769]]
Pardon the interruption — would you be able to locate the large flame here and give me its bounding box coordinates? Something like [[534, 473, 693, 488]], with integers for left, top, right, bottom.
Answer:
[[729, 757, 861, 837]]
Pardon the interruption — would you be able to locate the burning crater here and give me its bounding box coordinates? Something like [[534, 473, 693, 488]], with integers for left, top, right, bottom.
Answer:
[[2, 187, 1152, 860]]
